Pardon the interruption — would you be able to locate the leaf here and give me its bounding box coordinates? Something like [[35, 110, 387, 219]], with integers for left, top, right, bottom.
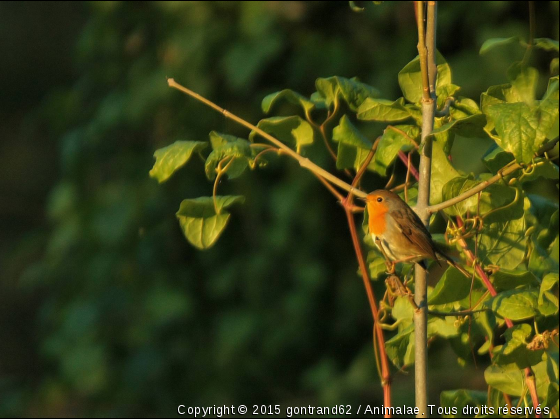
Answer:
[[332, 115, 373, 149], [250, 116, 314, 154], [398, 51, 452, 103], [533, 38, 560, 52], [501, 324, 532, 355], [430, 140, 460, 205], [366, 252, 388, 281], [479, 37, 520, 55], [428, 267, 472, 305], [482, 145, 515, 174], [392, 296, 414, 329], [428, 317, 460, 338], [261, 89, 314, 114], [484, 365, 525, 396], [440, 390, 487, 417], [507, 63, 539, 105], [487, 102, 554, 164], [332, 116, 378, 172], [539, 273, 559, 316], [315, 76, 379, 111], [480, 84, 522, 131], [176, 196, 245, 250], [373, 125, 419, 176], [205, 132, 252, 180], [385, 324, 415, 368], [430, 114, 487, 139], [149, 141, 207, 183], [492, 270, 540, 292], [356, 97, 410, 122], [490, 289, 539, 321]]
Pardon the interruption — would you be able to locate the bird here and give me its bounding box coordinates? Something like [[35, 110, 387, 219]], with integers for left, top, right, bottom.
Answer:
[[360, 189, 469, 276]]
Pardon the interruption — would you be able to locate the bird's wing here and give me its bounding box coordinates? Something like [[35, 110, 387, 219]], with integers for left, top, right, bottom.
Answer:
[[389, 207, 440, 263]]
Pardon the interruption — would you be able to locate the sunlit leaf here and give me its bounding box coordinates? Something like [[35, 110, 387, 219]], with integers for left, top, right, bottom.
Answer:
[[507, 63, 538, 105], [373, 125, 418, 176], [357, 97, 410, 122], [398, 51, 452, 103], [490, 289, 538, 321], [250, 116, 314, 154], [149, 141, 207, 183], [479, 37, 520, 55], [176, 196, 245, 250], [428, 267, 471, 305], [205, 132, 252, 180], [262, 89, 315, 114], [533, 38, 560, 52], [430, 140, 460, 205]]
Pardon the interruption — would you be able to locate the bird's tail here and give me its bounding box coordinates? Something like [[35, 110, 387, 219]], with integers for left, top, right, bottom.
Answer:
[[437, 251, 472, 279]]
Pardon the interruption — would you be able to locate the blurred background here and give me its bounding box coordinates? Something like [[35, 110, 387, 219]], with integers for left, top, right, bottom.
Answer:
[[0, 1, 558, 417]]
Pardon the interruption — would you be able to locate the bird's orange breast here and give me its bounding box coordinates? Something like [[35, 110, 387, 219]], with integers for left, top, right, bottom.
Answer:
[[368, 210, 388, 237]]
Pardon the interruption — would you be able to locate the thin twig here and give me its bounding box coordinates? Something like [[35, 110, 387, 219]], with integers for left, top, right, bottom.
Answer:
[[167, 78, 367, 198]]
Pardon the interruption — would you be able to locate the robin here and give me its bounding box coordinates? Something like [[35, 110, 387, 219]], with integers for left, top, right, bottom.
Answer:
[[360, 189, 469, 276]]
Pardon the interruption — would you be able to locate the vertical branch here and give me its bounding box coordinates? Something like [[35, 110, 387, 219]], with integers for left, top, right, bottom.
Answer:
[[426, 2, 438, 98], [414, 2, 437, 417]]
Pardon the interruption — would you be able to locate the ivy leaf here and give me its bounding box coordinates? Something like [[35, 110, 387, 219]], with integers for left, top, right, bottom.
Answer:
[[507, 63, 539, 105], [385, 324, 415, 368], [539, 273, 559, 316], [373, 125, 419, 176], [332, 116, 377, 172], [430, 114, 487, 139], [482, 145, 515, 173], [149, 141, 207, 183], [487, 99, 558, 164], [479, 37, 520, 55], [428, 267, 472, 305], [398, 51, 452, 103], [205, 132, 252, 180], [490, 289, 539, 321], [315, 76, 379, 111], [501, 324, 532, 355], [430, 140, 460, 205], [250, 116, 314, 154], [480, 84, 522, 131], [356, 97, 410, 122], [176, 196, 245, 250], [492, 270, 540, 292], [262, 89, 314, 114], [533, 38, 560, 52], [440, 390, 487, 416], [484, 365, 525, 396]]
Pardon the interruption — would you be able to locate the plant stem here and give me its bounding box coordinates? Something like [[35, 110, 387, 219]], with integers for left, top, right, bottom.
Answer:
[[167, 78, 366, 198], [414, 2, 437, 417]]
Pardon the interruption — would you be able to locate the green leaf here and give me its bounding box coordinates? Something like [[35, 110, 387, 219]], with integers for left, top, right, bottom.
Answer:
[[261, 89, 314, 114], [398, 51, 452, 103], [492, 269, 540, 291], [428, 267, 472, 305], [366, 252, 388, 281], [332, 115, 373, 149], [539, 273, 559, 316], [315, 76, 379, 111], [149, 140, 207, 183], [176, 196, 245, 250], [430, 140, 460, 205], [356, 97, 410, 122], [428, 317, 460, 338], [250, 116, 314, 154], [482, 145, 515, 173], [533, 38, 560, 52], [479, 37, 520, 55], [430, 114, 487, 139], [520, 160, 559, 183], [487, 99, 558, 163], [501, 324, 532, 355], [490, 289, 539, 321], [484, 365, 524, 396], [385, 324, 415, 368], [373, 125, 419, 176], [392, 296, 414, 329], [507, 63, 539, 105], [480, 84, 522, 131], [205, 133, 252, 180], [440, 390, 487, 417]]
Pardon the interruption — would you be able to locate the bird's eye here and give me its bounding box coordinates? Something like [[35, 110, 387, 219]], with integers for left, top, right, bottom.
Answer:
[[376, 197, 383, 203]]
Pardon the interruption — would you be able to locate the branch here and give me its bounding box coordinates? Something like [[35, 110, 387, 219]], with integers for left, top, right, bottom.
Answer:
[[427, 137, 559, 214], [167, 78, 367, 198]]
